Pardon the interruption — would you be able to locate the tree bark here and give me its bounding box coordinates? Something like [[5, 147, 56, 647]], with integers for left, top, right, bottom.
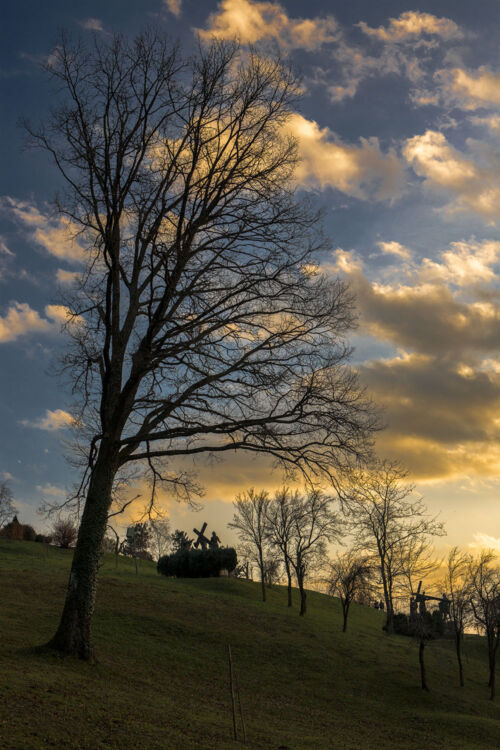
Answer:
[[298, 577, 307, 616], [419, 638, 429, 691], [285, 558, 292, 607], [46, 444, 118, 659], [489, 646, 496, 700], [342, 601, 349, 633], [259, 548, 266, 603], [455, 631, 464, 687]]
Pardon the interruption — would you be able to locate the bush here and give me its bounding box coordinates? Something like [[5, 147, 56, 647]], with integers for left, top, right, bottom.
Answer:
[[22, 525, 36, 542], [158, 547, 237, 578], [52, 518, 78, 548], [35, 533, 52, 544]]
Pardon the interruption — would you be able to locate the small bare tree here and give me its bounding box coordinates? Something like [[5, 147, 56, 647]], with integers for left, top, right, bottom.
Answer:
[[328, 550, 372, 632], [444, 547, 472, 687], [149, 518, 171, 561], [229, 489, 271, 602], [265, 487, 297, 607], [0, 481, 17, 528], [27, 31, 376, 659], [344, 460, 445, 633], [288, 489, 341, 616], [52, 518, 78, 549], [468, 551, 500, 700]]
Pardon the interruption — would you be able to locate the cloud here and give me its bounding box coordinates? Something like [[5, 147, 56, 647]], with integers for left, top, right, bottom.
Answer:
[[0, 238, 13, 256], [197, 0, 338, 50], [22, 409, 75, 431], [287, 114, 405, 200], [469, 532, 500, 552], [403, 130, 500, 221], [438, 67, 500, 110], [36, 483, 66, 498], [359, 11, 463, 44], [377, 241, 412, 260], [2, 198, 85, 262], [79, 18, 105, 32], [0, 302, 69, 343], [56, 269, 80, 285], [328, 240, 500, 480], [164, 0, 182, 17]]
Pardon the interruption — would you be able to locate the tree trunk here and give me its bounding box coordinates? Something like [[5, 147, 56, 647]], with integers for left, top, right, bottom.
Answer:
[[489, 646, 496, 700], [285, 558, 292, 607], [298, 577, 307, 616], [46, 445, 117, 659], [455, 631, 464, 687], [342, 601, 349, 633], [419, 638, 429, 691], [258, 548, 266, 603], [379, 564, 393, 633]]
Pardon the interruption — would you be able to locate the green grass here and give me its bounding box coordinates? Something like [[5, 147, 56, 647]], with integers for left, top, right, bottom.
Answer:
[[0, 540, 499, 749]]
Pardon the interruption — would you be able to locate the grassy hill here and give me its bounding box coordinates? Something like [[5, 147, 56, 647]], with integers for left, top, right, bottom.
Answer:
[[0, 540, 499, 749]]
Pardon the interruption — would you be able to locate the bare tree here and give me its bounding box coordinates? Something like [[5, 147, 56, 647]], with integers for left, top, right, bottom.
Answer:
[[468, 551, 500, 700], [287, 489, 340, 616], [0, 481, 17, 528], [265, 487, 297, 606], [27, 32, 375, 658], [149, 517, 171, 561], [328, 550, 372, 632], [442, 547, 472, 688], [344, 460, 445, 633], [52, 518, 78, 549], [394, 536, 440, 601], [229, 489, 271, 602]]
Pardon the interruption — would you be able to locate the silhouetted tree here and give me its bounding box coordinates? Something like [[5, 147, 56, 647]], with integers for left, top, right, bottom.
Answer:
[[0, 481, 17, 528], [229, 489, 271, 602], [149, 518, 171, 561], [122, 522, 153, 560], [468, 551, 500, 700], [29, 31, 376, 659], [328, 550, 372, 632], [266, 487, 297, 607], [344, 461, 445, 633], [444, 546, 472, 687], [287, 489, 340, 616], [170, 529, 193, 552], [52, 518, 78, 549]]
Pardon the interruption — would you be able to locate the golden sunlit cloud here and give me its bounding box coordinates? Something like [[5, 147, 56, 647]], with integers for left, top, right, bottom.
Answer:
[[164, 0, 182, 18], [287, 113, 405, 200], [21, 408, 75, 431], [469, 533, 500, 552], [3, 198, 85, 262], [438, 67, 500, 110], [0, 302, 69, 343], [359, 11, 463, 43], [197, 0, 338, 50], [377, 240, 412, 260], [403, 130, 500, 221]]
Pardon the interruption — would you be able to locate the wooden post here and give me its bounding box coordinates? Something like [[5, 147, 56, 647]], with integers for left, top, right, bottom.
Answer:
[[227, 644, 238, 741], [235, 668, 247, 744]]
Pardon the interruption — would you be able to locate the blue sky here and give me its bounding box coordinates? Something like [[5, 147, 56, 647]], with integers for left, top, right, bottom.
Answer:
[[2, 0, 500, 550]]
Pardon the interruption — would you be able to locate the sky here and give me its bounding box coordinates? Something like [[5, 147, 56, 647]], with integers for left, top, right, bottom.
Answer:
[[2, 0, 500, 553]]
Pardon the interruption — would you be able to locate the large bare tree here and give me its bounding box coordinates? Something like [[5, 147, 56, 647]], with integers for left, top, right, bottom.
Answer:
[[443, 546, 472, 688], [28, 32, 375, 658]]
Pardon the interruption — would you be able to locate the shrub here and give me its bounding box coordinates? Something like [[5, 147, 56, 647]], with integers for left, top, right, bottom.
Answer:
[[158, 547, 237, 578], [22, 525, 36, 542], [52, 518, 78, 548], [35, 533, 52, 544]]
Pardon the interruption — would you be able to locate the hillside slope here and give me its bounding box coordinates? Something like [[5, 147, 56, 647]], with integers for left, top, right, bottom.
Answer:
[[0, 540, 499, 749]]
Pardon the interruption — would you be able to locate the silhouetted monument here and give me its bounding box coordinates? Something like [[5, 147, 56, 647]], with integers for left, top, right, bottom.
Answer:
[[193, 522, 210, 550]]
